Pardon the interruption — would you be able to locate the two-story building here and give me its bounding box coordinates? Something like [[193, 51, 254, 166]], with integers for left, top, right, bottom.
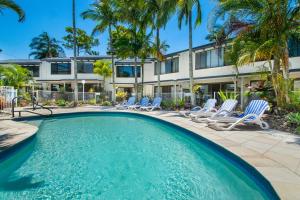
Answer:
[[1, 41, 300, 103]]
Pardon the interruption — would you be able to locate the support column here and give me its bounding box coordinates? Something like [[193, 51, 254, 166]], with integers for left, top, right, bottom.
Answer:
[[240, 77, 244, 109]]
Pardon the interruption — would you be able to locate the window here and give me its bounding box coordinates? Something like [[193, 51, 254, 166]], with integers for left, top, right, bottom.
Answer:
[[224, 47, 234, 66], [77, 62, 93, 73], [117, 65, 141, 77], [51, 63, 71, 74], [154, 62, 160, 75], [158, 57, 179, 75], [22, 65, 40, 77], [195, 47, 225, 69], [289, 37, 300, 57], [195, 51, 206, 69]]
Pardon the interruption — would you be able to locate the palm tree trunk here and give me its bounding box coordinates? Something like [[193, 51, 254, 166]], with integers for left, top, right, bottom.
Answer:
[[141, 62, 144, 97], [72, 0, 79, 106], [156, 28, 161, 98], [134, 56, 138, 100], [109, 25, 116, 102], [282, 43, 290, 104], [188, 12, 195, 105]]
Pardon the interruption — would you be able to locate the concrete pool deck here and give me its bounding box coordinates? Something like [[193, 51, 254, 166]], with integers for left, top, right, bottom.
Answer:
[[0, 106, 300, 199]]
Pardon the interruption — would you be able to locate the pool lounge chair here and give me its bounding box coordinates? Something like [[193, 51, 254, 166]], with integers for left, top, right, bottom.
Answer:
[[190, 99, 238, 122], [128, 97, 149, 110], [179, 99, 217, 117], [207, 100, 270, 130], [140, 97, 162, 111], [115, 97, 136, 110]]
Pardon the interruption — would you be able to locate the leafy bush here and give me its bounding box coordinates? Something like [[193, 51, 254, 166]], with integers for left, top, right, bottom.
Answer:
[[286, 112, 300, 134], [116, 91, 127, 102], [56, 99, 66, 107], [88, 99, 96, 105], [218, 90, 238, 101], [101, 101, 112, 106], [177, 99, 185, 109], [285, 91, 300, 112], [161, 100, 176, 110]]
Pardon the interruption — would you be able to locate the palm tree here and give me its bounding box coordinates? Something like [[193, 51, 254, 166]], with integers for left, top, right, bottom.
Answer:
[[145, 0, 176, 97], [113, 0, 150, 100], [0, 64, 32, 89], [72, 0, 79, 106], [0, 0, 25, 22], [29, 32, 65, 59], [176, 0, 201, 106], [81, 0, 118, 101], [211, 0, 300, 107], [93, 60, 112, 94]]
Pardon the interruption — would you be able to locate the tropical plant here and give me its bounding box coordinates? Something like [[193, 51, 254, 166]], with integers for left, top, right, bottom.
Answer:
[[286, 112, 300, 134], [116, 91, 127, 102], [93, 60, 112, 93], [62, 27, 99, 56], [101, 101, 112, 106], [145, 0, 176, 97], [0, 0, 25, 22], [176, 0, 202, 106], [81, 0, 118, 101], [218, 90, 239, 101], [111, 25, 148, 99], [112, 0, 151, 99], [210, 0, 300, 107], [29, 32, 65, 59], [0, 64, 32, 89]]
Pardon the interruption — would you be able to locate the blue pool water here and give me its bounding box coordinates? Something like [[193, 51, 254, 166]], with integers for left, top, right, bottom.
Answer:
[[0, 113, 277, 199]]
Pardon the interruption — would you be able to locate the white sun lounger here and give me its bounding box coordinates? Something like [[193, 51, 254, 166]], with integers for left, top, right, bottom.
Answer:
[[128, 97, 149, 110], [140, 97, 162, 111], [190, 99, 238, 122], [179, 99, 217, 117], [115, 96, 136, 110], [207, 100, 270, 130]]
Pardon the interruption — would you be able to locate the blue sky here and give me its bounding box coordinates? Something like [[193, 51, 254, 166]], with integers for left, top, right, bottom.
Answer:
[[0, 0, 216, 59]]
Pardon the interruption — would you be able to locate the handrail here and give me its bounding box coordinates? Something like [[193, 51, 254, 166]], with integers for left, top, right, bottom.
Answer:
[[11, 95, 53, 117], [11, 96, 24, 117]]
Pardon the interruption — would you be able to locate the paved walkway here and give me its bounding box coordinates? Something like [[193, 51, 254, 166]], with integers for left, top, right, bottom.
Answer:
[[0, 120, 38, 152], [1, 107, 300, 199]]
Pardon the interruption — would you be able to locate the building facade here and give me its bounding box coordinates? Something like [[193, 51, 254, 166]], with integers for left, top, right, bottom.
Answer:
[[1, 42, 300, 104]]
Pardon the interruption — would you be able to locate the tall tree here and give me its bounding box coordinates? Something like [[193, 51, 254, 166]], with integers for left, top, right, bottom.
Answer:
[[0, 0, 25, 22], [72, 0, 79, 106], [145, 0, 176, 97], [81, 0, 118, 101], [29, 32, 65, 59], [63, 27, 99, 56], [113, 0, 150, 99], [211, 0, 300, 107], [176, 0, 202, 105]]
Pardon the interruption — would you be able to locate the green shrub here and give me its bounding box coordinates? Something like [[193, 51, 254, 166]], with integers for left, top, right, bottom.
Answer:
[[161, 100, 176, 110], [56, 99, 66, 107], [88, 99, 96, 105], [177, 99, 185, 109], [116, 91, 127, 102], [218, 90, 239, 101], [101, 101, 112, 106], [285, 91, 300, 112], [286, 112, 300, 134]]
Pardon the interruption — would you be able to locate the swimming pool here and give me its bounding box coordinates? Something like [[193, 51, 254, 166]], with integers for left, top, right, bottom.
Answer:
[[0, 112, 278, 199]]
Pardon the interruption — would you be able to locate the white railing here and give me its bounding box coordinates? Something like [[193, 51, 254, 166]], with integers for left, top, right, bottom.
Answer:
[[36, 90, 112, 103], [0, 86, 18, 112]]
